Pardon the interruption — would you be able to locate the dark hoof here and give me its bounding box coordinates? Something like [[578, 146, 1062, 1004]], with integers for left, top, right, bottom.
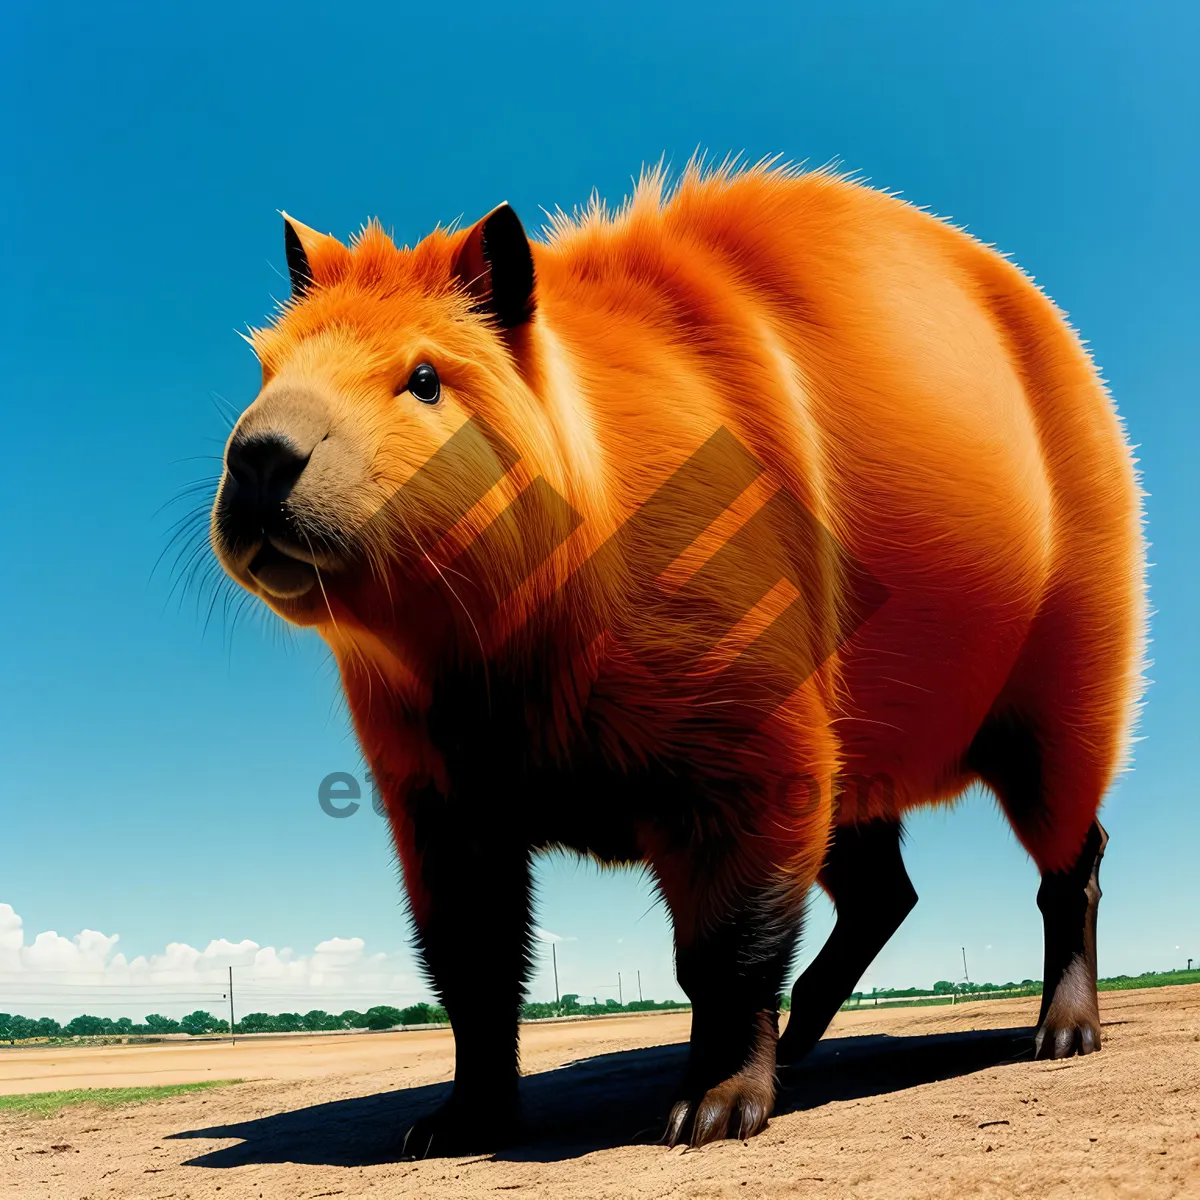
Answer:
[[1034, 1015, 1101, 1060], [664, 1071, 775, 1148], [401, 1090, 519, 1159]]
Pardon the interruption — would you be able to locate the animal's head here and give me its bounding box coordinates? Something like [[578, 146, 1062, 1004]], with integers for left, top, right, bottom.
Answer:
[[211, 205, 556, 654]]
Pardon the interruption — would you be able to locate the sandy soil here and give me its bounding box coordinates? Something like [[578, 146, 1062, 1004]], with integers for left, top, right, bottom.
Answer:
[[2, 986, 1198, 1199]]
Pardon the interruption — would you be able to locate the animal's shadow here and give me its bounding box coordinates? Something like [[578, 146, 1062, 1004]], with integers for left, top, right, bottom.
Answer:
[[168, 1026, 1034, 1167]]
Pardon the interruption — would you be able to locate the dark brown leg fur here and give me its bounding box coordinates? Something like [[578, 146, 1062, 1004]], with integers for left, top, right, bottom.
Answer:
[[967, 715, 1108, 1061], [776, 820, 917, 1065], [1034, 819, 1107, 1059], [660, 878, 802, 1148], [400, 787, 533, 1158]]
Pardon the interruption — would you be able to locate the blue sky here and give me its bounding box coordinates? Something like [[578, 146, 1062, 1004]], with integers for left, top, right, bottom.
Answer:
[[2, 1, 1197, 1019]]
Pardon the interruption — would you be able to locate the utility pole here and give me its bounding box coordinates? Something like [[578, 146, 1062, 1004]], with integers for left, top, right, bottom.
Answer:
[[638, 970, 643, 1003], [228, 967, 236, 1043], [618, 972, 623, 1006], [552, 943, 559, 1004]]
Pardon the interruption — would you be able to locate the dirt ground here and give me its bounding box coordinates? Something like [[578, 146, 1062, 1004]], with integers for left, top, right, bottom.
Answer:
[[1, 986, 1198, 1199]]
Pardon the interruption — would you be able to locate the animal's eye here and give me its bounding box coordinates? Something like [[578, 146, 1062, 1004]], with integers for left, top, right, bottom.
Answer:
[[404, 363, 441, 405]]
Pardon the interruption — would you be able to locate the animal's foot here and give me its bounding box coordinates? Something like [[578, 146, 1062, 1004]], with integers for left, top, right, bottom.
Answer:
[[1034, 1010, 1101, 1059], [401, 1085, 519, 1159], [664, 1069, 776, 1148]]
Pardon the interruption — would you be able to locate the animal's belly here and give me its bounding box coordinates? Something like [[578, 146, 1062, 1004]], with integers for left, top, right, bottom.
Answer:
[[832, 577, 1037, 807]]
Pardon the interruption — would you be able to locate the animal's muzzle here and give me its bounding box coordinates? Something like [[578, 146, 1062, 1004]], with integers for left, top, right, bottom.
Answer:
[[217, 432, 311, 552]]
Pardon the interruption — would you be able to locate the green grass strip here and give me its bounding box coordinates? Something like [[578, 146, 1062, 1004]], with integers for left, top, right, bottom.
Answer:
[[0, 1079, 243, 1117], [1098, 969, 1200, 991], [838, 971, 1200, 1012]]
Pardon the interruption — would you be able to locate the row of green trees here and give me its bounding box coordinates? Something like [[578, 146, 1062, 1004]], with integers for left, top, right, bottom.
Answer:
[[236, 1004, 450, 1033], [0, 1011, 233, 1041], [1, 995, 686, 1043], [839, 968, 1200, 1008], [519, 995, 683, 1020], [10, 971, 1199, 1042], [0, 1005, 447, 1042], [842, 979, 1041, 1004]]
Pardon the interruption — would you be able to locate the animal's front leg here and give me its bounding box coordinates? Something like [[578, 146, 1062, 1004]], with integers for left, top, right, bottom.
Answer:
[[656, 852, 803, 1147], [396, 788, 533, 1158]]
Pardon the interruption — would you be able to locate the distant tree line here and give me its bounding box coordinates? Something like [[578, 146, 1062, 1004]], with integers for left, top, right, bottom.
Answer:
[[0, 1011, 234, 1040], [838, 967, 1200, 1008], [0, 994, 686, 1043], [9, 969, 1192, 1043], [518, 994, 684, 1020], [858, 979, 1041, 1001], [0, 1005, 447, 1042], [836, 980, 1041, 1007], [235, 1003, 451, 1033]]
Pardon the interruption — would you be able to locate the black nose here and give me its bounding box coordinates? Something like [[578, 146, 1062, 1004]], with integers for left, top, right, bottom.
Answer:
[[217, 433, 312, 551], [225, 433, 310, 509]]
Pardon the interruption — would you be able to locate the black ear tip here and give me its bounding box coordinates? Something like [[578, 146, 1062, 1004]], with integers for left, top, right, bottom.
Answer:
[[482, 205, 534, 328], [452, 201, 536, 329], [486, 202, 522, 230], [481, 205, 528, 254], [282, 215, 312, 298]]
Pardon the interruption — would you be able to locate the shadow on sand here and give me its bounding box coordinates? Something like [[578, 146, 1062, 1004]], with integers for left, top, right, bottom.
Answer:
[[167, 1026, 1035, 1167]]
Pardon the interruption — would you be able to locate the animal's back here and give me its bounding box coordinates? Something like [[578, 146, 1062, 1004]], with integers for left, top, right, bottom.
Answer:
[[538, 166, 1144, 869]]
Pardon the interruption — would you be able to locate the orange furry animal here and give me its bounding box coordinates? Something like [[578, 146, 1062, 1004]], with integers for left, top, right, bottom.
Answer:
[[210, 162, 1144, 1154]]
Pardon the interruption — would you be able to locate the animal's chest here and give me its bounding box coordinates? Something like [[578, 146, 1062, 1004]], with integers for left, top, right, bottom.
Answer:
[[423, 665, 700, 864]]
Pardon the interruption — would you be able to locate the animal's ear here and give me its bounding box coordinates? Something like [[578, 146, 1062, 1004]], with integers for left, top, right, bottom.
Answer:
[[451, 203, 536, 329], [281, 213, 350, 299]]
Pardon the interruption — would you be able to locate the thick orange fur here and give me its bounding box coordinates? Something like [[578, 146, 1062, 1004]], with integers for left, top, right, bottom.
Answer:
[[211, 161, 1146, 1144], [240, 162, 1143, 894]]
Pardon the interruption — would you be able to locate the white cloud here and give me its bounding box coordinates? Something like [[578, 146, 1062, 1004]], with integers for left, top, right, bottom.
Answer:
[[0, 903, 426, 1021], [532, 927, 575, 944]]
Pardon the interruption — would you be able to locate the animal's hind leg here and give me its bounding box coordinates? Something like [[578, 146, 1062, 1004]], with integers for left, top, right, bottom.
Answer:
[[968, 714, 1110, 1060], [776, 820, 917, 1066], [1035, 819, 1106, 1058]]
